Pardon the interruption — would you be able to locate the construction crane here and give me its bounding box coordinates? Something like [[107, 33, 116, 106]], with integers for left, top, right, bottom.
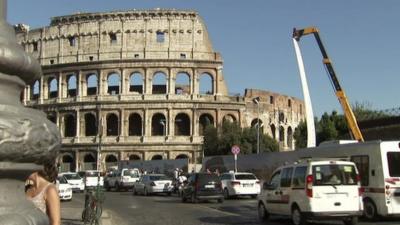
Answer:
[[293, 26, 364, 142]]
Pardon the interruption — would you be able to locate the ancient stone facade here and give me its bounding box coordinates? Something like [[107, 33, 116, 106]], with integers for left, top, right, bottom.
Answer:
[[17, 9, 304, 172]]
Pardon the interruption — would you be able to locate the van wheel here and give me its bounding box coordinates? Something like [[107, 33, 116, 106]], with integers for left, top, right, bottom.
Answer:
[[343, 216, 358, 225], [258, 202, 269, 222], [363, 199, 378, 221], [224, 188, 230, 199], [292, 206, 307, 225]]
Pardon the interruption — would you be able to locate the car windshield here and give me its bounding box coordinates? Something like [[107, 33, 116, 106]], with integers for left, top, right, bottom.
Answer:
[[123, 170, 139, 178], [149, 175, 169, 181], [198, 174, 220, 186], [312, 164, 357, 185], [387, 152, 400, 177], [58, 176, 68, 184], [64, 174, 81, 180], [235, 174, 257, 180], [86, 171, 100, 177]]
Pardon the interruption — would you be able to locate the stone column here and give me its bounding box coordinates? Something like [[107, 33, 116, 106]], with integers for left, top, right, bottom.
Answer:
[[0, 1, 61, 224]]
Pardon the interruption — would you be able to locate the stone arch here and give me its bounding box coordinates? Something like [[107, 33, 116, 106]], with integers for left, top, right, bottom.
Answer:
[[67, 74, 77, 97], [223, 114, 236, 123], [84, 113, 97, 136], [175, 113, 190, 136], [106, 113, 119, 136], [270, 124, 276, 140], [199, 73, 213, 95], [129, 72, 143, 94], [86, 73, 98, 96], [128, 113, 142, 136], [152, 113, 166, 136], [48, 76, 58, 99], [151, 154, 163, 160], [31, 80, 40, 100], [64, 114, 76, 137], [279, 112, 285, 123], [251, 118, 264, 134], [175, 72, 190, 95], [83, 153, 96, 170], [105, 154, 118, 169], [287, 126, 293, 148], [152, 71, 167, 94], [107, 72, 121, 95], [279, 126, 285, 142], [176, 154, 189, 160], [129, 154, 141, 161], [199, 113, 214, 136], [60, 154, 75, 172]]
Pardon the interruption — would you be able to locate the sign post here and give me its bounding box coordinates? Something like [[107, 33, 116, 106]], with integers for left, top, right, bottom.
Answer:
[[231, 145, 240, 172]]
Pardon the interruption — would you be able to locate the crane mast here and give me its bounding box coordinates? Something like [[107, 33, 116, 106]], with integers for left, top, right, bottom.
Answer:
[[293, 27, 364, 142]]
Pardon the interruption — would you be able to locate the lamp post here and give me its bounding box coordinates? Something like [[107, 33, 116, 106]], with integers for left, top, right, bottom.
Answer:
[[253, 97, 261, 154], [160, 119, 166, 159]]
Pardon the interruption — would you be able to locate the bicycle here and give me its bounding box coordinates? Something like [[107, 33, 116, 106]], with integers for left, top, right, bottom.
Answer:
[[82, 187, 105, 225]]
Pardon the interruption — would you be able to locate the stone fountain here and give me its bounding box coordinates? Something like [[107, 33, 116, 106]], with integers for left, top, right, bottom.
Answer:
[[0, 0, 61, 224]]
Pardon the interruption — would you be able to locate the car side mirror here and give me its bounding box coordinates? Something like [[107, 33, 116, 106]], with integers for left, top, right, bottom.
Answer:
[[263, 182, 275, 190]]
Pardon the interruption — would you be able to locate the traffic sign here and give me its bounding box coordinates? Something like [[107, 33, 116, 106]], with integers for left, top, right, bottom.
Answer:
[[231, 145, 240, 155]]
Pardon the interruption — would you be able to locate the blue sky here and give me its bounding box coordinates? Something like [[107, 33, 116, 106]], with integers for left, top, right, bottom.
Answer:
[[7, 0, 400, 116]]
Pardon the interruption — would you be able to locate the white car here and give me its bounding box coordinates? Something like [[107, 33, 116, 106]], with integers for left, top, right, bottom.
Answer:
[[84, 170, 104, 190], [258, 160, 363, 225], [60, 172, 84, 192], [56, 176, 72, 201], [220, 172, 260, 199], [133, 174, 173, 196]]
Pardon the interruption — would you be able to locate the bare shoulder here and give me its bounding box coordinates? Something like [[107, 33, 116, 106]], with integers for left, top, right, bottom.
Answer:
[[46, 184, 59, 199]]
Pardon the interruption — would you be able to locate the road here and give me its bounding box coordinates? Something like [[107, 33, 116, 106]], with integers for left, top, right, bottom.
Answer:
[[62, 192, 400, 225]]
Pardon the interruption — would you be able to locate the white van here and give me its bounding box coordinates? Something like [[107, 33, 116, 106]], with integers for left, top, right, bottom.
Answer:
[[84, 170, 104, 189], [258, 160, 363, 225]]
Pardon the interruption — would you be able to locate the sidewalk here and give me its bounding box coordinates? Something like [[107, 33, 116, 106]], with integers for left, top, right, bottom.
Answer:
[[61, 206, 128, 225]]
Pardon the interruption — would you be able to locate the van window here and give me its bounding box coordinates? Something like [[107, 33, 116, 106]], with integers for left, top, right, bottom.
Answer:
[[292, 166, 307, 188], [387, 152, 400, 177], [269, 171, 281, 189], [351, 155, 369, 186], [280, 167, 293, 187], [312, 164, 357, 186], [235, 174, 257, 180], [123, 169, 139, 178]]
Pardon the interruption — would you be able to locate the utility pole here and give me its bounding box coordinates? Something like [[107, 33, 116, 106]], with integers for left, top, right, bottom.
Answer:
[[253, 97, 261, 154]]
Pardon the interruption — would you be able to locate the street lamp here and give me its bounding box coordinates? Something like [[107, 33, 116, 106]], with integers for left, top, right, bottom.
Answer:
[[160, 119, 166, 159], [253, 97, 261, 154]]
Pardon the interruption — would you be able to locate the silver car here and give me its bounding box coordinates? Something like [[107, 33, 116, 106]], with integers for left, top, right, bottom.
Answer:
[[133, 174, 173, 196]]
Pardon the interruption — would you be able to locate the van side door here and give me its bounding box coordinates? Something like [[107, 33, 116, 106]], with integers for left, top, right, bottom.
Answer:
[[277, 167, 294, 215], [265, 170, 282, 214]]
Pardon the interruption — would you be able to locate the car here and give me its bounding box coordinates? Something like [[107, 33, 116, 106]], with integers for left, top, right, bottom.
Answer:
[[133, 174, 173, 196], [220, 171, 260, 199], [56, 176, 72, 201], [104, 168, 140, 191], [257, 160, 363, 225], [83, 170, 104, 190], [181, 173, 224, 203], [59, 172, 85, 193]]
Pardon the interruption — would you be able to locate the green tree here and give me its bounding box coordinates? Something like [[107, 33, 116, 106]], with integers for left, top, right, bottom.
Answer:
[[293, 120, 307, 149], [316, 112, 338, 144], [203, 125, 219, 156]]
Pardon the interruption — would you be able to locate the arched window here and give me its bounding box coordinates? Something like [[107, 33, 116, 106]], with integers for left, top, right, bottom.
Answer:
[[31, 80, 40, 100], [85, 113, 97, 136], [107, 72, 120, 95], [105, 155, 118, 169], [152, 113, 166, 136], [48, 77, 58, 98], [129, 155, 141, 161], [67, 74, 77, 97], [60, 154, 74, 172], [151, 155, 163, 160], [129, 113, 142, 136], [271, 124, 276, 140], [223, 114, 236, 123], [199, 114, 214, 136], [106, 113, 119, 136], [175, 72, 190, 95], [279, 126, 285, 142], [287, 127, 293, 148], [83, 153, 96, 171], [64, 114, 76, 137], [176, 154, 188, 160], [130, 72, 143, 94], [251, 118, 264, 134], [175, 113, 190, 136], [86, 74, 98, 96], [152, 72, 167, 94], [199, 73, 213, 95]]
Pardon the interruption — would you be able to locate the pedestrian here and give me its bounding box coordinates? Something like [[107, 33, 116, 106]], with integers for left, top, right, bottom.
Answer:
[[25, 160, 61, 225], [206, 168, 211, 174], [214, 168, 220, 176]]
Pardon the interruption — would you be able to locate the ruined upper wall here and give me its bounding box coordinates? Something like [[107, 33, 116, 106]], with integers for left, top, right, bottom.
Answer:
[[15, 9, 221, 65]]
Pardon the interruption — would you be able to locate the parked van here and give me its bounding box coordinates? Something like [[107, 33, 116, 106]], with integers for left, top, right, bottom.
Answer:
[[258, 160, 363, 225], [104, 168, 140, 191], [84, 170, 104, 189]]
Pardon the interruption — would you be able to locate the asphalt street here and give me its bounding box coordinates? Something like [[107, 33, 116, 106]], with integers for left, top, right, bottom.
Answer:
[[61, 192, 400, 225]]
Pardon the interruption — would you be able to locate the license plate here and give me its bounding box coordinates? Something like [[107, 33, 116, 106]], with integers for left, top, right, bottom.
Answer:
[[204, 184, 214, 188], [243, 184, 253, 187]]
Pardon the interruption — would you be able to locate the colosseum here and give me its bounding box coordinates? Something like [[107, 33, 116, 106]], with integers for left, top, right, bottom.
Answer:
[[16, 9, 305, 172]]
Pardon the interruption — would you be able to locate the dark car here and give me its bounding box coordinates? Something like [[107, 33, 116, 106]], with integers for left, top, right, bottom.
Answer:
[[181, 173, 224, 203]]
